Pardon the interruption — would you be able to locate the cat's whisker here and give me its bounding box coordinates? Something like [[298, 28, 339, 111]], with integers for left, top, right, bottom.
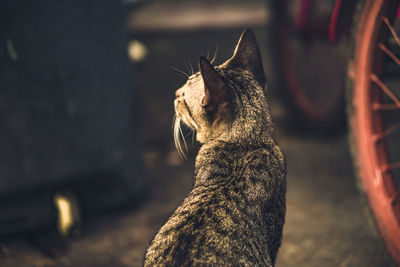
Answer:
[[178, 122, 188, 153], [173, 117, 183, 157], [172, 114, 176, 130], [187, 60, 194, 76], [211, 45, 219, 64], [184, 129, 193, 139], [169, 66, 189, 78], [184, 63, 191, 76], [184, 132, 190, 138], [173, 117, 188, 160]]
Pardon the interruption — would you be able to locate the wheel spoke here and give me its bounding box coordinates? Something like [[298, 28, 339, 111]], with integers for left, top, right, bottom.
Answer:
[[383, 17, 400, 47], [371, 74, 400, 105], [391, 190, 400, 205], [383, 161, 400, 172], [373, 122, 400, 141], [379, 43, 400, 66], [373, 103, 400, 110]]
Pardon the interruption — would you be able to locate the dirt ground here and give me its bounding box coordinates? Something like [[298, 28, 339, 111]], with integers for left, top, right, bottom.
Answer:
[[0, 1, 396, 266]]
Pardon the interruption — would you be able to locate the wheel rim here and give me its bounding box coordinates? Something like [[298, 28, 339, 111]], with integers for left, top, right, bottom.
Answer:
[[277, 0, 347, 125], [351, 0, 400, 262]]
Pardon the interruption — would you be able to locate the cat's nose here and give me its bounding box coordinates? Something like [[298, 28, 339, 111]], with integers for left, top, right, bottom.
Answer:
[[175, 88, 184, 98]]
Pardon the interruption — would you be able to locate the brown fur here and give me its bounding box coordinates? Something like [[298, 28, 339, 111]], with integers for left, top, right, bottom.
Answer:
[[144, 29, 286, 266]]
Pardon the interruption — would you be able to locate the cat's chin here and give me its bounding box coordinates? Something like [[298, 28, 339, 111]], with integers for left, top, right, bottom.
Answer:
[[195, 132, 206, 144]]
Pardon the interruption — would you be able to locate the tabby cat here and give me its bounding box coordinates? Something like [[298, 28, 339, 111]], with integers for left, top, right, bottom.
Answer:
[[144, 29, 286, 266]]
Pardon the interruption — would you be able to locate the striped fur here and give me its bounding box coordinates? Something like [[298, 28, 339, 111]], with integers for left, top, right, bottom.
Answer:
[[144, 29, 286, 266]]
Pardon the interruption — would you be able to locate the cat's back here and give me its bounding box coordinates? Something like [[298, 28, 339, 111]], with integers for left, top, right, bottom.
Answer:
[[144, 175, 274, 266]]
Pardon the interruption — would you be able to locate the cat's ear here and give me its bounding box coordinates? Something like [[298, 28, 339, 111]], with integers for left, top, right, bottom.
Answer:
[[226, 28, 266, 86], [198, 56, 231, 110]]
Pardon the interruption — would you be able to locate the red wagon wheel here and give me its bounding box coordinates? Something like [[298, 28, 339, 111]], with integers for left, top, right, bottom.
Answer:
[[273, 0, 348, 132], [348, 0, 400, 263]]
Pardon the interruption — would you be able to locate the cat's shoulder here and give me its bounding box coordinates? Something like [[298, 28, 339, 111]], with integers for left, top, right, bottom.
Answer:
[[244, 146, 282, 163], [242, 146, 285, 177]]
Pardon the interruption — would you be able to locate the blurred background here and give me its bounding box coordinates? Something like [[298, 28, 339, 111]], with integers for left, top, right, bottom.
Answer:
[[0, 0, 398, 266]]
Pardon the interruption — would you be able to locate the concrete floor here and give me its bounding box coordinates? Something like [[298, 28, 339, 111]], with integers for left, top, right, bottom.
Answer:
[[0, 130, 393, 266], [0, 1, 397, 266]]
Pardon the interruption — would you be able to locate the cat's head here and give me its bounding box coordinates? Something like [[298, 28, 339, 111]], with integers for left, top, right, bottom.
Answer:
[[174, 29, 272, 146]]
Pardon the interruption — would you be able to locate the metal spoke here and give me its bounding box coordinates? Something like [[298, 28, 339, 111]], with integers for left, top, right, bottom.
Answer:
[[379, 43, 400, 66], [373, 103, 400, 110], [371, 74, 400, 105], [373, 122, 400, 141], [383, 161, 400, 172], [383, 17, 400, 47], [390, 190, 400, 206]]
